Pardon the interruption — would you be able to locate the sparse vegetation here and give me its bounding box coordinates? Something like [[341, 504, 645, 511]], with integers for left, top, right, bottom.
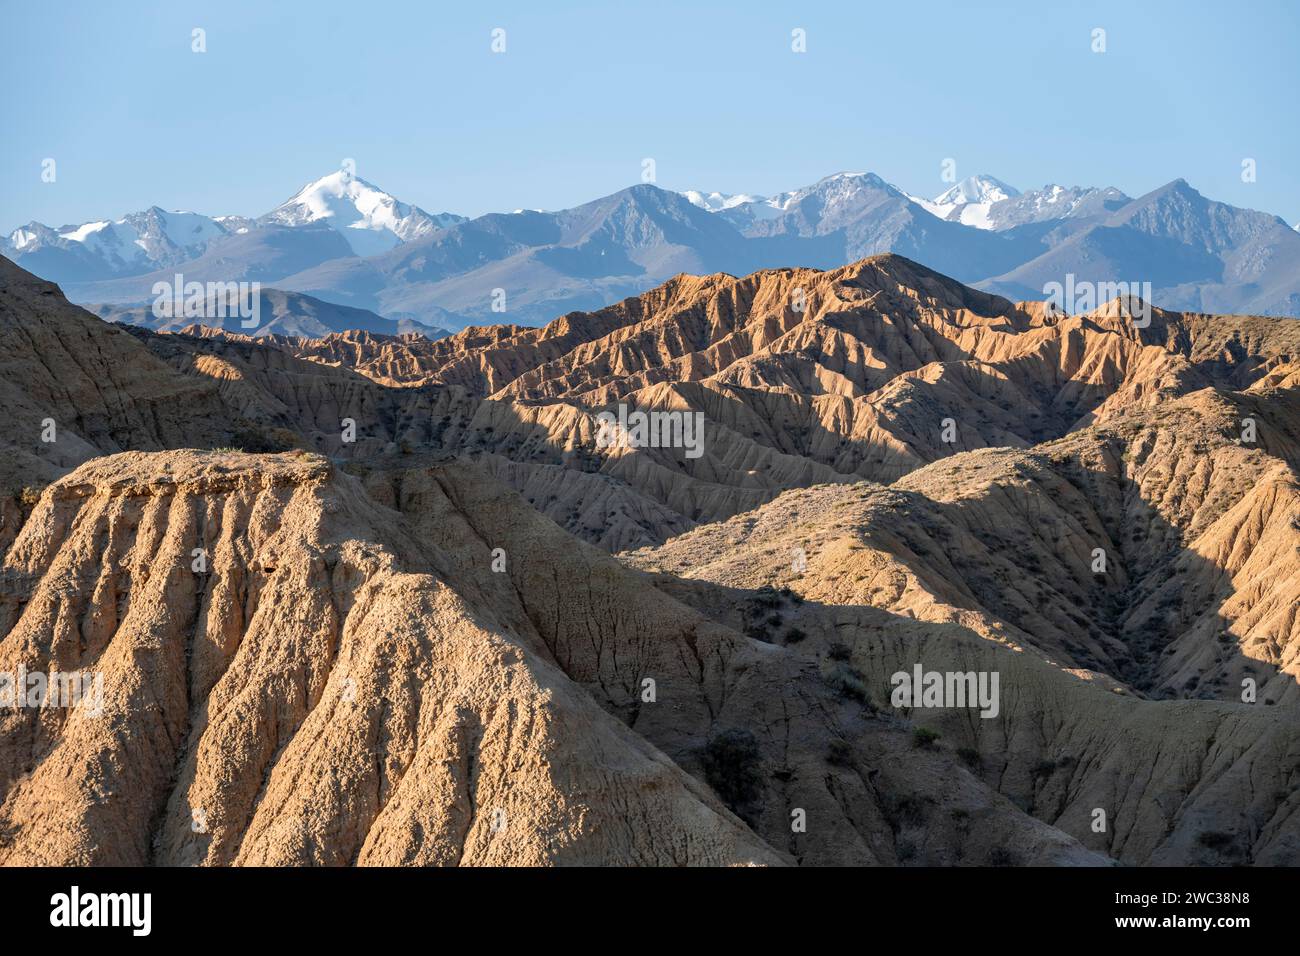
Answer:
[[826, 739, 853, 766], [912, 727, 940, 749], [700, 729, 764, 824], [4, 203, 1299, 869], [827, 641, 852, 662], [225, 426, 299, 454], [826, 663, 871, 707], [887, 794, 930, 829]]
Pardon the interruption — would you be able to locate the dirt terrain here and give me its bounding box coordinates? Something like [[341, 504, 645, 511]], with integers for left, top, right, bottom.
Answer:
[[1, 252, 1296, 865]]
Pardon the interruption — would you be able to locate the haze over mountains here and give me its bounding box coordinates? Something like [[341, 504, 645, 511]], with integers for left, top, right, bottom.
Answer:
[[7, 169, 1300, 332], [1, 249, 1297, 865], [87, 288, 452, 340]]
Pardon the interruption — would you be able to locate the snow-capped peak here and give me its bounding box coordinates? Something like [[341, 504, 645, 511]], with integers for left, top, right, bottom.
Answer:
[[680, 172, 898, 228], [910, 179, 1132, 231], [3, 207, 227, 267], [261, 171, 462, 255], [755, 172, 889, 216], [908, 175, 1021, 229], [681, 189, 764, 212], [932, 175, 1020, 207]]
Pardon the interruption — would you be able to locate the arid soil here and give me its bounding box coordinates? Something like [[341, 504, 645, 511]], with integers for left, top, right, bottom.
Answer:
[[1, 252, 1296, 865]]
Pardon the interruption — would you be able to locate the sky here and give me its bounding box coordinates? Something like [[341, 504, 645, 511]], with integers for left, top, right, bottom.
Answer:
[[3, 0, 1298, 231]]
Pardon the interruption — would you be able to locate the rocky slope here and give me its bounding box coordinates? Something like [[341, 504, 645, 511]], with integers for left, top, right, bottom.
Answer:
[[0, 256, 240, 490], [0, 451, 1104, 866], [0, 254, 1296, 865], [149, 253, 1298, 548]]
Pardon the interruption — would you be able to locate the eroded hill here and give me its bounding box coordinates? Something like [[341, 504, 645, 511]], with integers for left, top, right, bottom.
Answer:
[[0, 253, 1297, 865]]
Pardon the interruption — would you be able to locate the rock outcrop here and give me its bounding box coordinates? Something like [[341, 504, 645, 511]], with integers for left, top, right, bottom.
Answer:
[[0, 253, 1296, 866]]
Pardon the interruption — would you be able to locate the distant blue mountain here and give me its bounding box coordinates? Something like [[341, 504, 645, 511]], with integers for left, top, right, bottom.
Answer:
[[7, 170, 1300, 328]]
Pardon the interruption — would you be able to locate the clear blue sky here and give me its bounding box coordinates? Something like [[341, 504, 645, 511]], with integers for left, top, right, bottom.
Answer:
[[3, 0, 1298, 230]]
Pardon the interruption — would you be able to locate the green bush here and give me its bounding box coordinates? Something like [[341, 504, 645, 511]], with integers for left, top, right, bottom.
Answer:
[[826, 739, 853, 766], [700, 729, 764, 823], [912, 727, 941, 749], [826, 663, 871, 706], [226, 426, 298, 453]]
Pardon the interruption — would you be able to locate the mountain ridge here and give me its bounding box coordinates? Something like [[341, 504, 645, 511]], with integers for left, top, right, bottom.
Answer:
[[1, 251, 1297, 865], [8, 169, 1300, 329]]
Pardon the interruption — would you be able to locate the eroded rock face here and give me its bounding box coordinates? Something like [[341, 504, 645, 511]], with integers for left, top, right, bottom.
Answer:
[[0, 453, 787, 866], [138, 254, 1299, 552], [623, 397, 1300, 864], [0, 451, 1109, 866], [0, 253, 1296, 866], [0, 257, 237, 489]]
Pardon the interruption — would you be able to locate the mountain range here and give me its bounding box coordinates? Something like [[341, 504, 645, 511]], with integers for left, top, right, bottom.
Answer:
[[6, 170, 1300, 333]]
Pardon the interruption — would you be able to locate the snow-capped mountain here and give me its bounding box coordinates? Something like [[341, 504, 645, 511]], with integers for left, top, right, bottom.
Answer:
[[214, 214, 257, 235], [3, 172, 466, 281], [5, 209, 230, 281], [973, 184, 1131, 230], [762, 172, 875, 214], [910, 175, 1019, 228], [681, 189, 763, 212], [260, 171, 464, 255], [6, 207, 227, 275], [936, 174, 1019, 206], [685, 173, 910, 228], [977, 178, 1300, 314], [710, 172, 899, 229], [908, 177, 1130, 231], [122, 207, 228, 260], [9, 168, 1300, 327]]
